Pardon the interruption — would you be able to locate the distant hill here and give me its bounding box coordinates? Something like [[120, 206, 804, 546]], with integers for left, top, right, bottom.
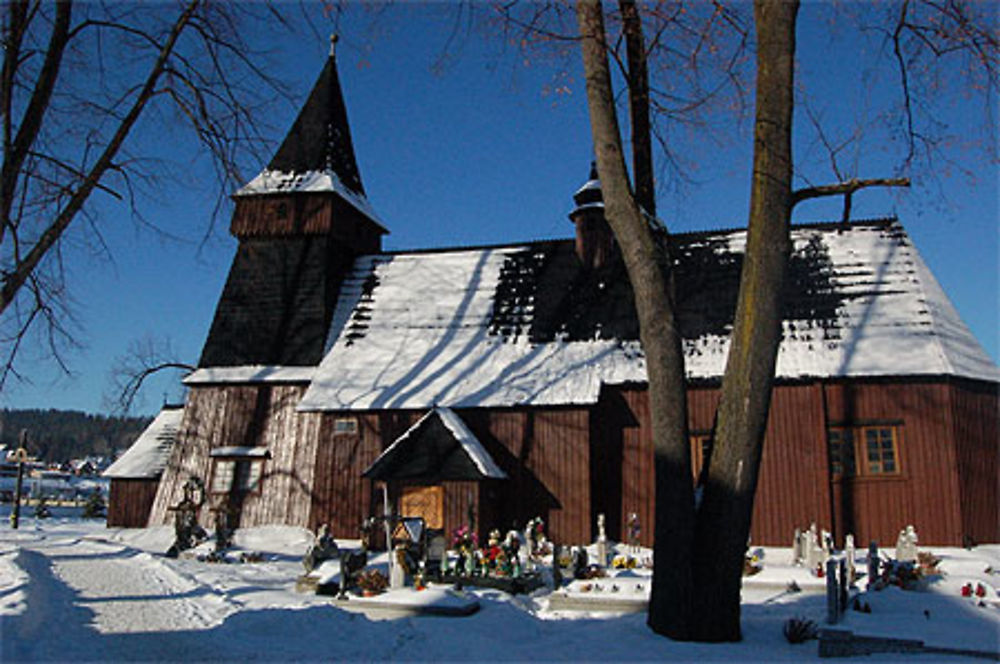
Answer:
[[0, 409, 152, 463]]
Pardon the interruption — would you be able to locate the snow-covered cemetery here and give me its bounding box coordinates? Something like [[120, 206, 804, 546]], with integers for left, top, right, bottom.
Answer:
[[0, 514, 997, 661], [3, 9, 999, 662]]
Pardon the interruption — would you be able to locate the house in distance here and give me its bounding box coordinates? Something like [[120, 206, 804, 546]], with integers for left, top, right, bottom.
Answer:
[[119, 48, 997, 548]]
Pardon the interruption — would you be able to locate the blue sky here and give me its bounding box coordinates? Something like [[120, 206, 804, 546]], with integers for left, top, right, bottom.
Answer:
[[3, 3, 996, 415]]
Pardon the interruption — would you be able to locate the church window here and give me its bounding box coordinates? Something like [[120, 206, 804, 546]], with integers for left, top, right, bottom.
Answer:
[[334, 417, 358, 435], [828, 425, 901, 478]]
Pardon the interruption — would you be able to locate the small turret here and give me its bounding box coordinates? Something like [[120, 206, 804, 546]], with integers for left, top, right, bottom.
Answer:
[[568, 163, 614, 270]]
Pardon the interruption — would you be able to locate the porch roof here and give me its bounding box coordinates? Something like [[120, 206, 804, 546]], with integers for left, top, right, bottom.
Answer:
[[363, 407, 506, 482]]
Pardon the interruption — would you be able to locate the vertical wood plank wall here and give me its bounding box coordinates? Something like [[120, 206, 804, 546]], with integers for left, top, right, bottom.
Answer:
[[310, 411, 417, 537], [149, 384, 320, 529], [617, 388, 656, 548], [950, 380, 1000, 544], [749, 384, 831, 544], [107, 479, 160, 528], [822, 381, 965, 546], [615, 384, 830, 547], [461, 408, 591, 545], [612, 379, 989, 547], [237, 385, 322, 528], [140, 377, 995, 547], [149, 385, 251, 527]]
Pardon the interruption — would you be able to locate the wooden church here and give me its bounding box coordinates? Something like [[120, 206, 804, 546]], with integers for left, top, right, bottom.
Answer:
[[119, 49, 998, 548]]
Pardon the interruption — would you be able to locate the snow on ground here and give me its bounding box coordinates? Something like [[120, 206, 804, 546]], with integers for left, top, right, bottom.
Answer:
[[2, 517, 998, 662]]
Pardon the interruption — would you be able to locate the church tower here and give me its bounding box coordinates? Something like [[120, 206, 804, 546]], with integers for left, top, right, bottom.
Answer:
[[199, 42, 385, 368]]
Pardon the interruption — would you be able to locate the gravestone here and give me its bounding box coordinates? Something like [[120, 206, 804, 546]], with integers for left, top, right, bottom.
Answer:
[[895, 525, 919, 563], [844, 534, 856, 585], [626, 512, 641, 554], [595, 513, 608, 568], [803, 523, 827, 572], [303, 524, 339, 573], [572, 546, 590, 580], [826, 559, 839, 624], [552, 543, 562, 588], [391, 545, 407, 589], [211, 500, 237, 553], [426, 532, 447, 578], [867, 541, 879, 591]]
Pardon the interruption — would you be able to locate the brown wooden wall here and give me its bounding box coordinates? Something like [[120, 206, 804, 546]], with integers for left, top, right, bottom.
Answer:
[[950, 380, 1000, 545], [611, 384, 830, 547], [607, 379, 988, 547], [309, 411, 417, 537], [614, 388, 655, 548], [822, 380, 965, 546], [141, 376, 994, 548], [750, 384, 831, 544], [230, 194, 381, 254], [107, 479, 160, 528], [460, 407, 592, 545]]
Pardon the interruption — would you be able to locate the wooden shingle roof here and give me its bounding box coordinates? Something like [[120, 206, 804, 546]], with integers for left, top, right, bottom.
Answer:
[[189, 219, 998, 403]]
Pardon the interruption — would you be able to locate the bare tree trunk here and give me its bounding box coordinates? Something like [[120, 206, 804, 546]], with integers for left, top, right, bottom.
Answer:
[[576, 0, 695, 641], [619, 0, 655, 218], [690, 0, 799, 642]]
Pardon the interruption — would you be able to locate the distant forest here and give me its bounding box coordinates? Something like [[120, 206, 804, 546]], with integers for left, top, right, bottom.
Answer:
[[0, 409, 151, 463]]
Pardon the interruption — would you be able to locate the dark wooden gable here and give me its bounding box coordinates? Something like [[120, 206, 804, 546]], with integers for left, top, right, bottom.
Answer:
[[364, 410, 501, 482]]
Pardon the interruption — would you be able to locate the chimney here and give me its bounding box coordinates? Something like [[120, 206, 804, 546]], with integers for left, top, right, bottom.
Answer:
[[568, 163, 614, 270]]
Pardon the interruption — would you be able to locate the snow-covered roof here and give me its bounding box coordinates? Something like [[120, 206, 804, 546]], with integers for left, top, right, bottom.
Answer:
[[435, 407, 507, 479], [234, 168, 384, 230], [186, 365, 314, 385], [296, 220, 996, 411], [191, 219, 997, 407], [210, 447, 271, 459], [363, 407, 506, 481], [103, 407, 183, 480]]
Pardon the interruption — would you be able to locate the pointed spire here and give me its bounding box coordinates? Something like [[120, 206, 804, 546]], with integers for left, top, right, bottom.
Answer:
[[266, 44, 364, 196]]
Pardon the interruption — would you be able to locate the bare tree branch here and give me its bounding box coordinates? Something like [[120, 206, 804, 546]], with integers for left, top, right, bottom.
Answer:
[[105, 336, 194, 414], [1, 1, 304, 386], [2, 1, 72, 245], [792, 176, 911, 207], [1, 0, 200, 317]]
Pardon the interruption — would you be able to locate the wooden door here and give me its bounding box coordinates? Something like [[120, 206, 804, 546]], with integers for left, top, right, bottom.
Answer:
[[400, 485, 444, 529]]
